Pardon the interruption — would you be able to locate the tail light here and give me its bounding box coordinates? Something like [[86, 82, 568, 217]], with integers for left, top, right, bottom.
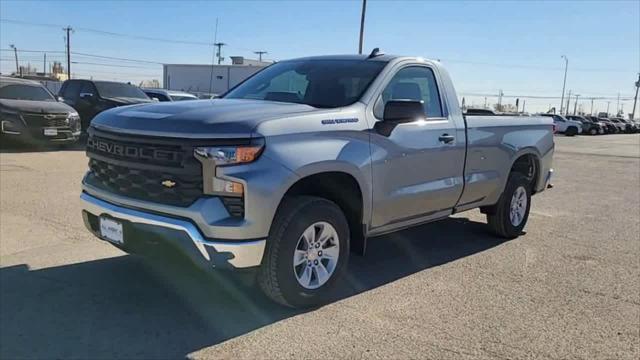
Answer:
[[552, 124, 558, 133]]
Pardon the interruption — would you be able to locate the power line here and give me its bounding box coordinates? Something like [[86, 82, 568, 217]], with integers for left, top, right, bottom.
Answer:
[[1, 18, 213, 46], [0, 49, 66, 54], [71, 52, 164, 64], [440, 58, 632, 73], [71, 61, 160, 69]]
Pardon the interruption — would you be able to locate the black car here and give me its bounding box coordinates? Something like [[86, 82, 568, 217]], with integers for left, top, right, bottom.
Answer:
[[566, 115, 603, 135], [0, 76, 81, 145], [59, 80, 153, 131]]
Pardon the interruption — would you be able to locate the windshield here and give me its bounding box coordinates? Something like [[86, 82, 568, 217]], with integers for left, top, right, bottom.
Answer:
[[0, 84, 56, 101], [95, 82, 149, 99], [224, 59, 387, 108]]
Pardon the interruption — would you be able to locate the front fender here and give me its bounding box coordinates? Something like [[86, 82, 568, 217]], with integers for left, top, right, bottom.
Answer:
[[262, 131, 373, 226]]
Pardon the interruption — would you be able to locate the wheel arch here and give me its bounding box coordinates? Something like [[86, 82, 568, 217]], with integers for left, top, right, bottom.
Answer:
[[277, 165, 369, 255]]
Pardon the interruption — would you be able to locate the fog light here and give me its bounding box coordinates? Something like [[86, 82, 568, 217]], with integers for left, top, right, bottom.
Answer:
[[1, 120, 21, 135], [213, 179, 244, 196]]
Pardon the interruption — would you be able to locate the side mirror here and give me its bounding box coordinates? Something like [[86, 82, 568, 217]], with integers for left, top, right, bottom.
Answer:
[[383, 100, 425, 123], [57, 96, 64, 102]]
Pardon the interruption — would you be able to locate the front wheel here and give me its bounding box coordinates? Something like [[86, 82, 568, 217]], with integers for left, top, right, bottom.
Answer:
[[487, 173, 532, 239], [258, 196, 350, 308], [565, 126, 578, 136], [589, 128, 598, 135]]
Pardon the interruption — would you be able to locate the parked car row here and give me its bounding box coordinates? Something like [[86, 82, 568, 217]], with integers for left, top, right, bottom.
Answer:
[[1, 76, 205, 146], [464, 108, 639, 136]]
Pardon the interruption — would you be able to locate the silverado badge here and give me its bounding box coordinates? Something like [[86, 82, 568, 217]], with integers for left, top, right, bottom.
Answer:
[[161, 180, 176, 188]]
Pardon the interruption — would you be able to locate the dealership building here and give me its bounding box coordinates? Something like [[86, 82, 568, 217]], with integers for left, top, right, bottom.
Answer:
[[163, 56, 270, 96]]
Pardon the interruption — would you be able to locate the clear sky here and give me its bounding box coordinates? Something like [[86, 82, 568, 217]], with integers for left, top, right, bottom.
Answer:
[[1, 0, 639, 115]]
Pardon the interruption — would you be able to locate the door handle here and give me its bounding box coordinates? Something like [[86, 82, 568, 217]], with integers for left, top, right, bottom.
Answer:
[[438, 134, 455, 144]]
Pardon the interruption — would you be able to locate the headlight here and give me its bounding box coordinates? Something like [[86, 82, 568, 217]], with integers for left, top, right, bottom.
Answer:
[[194, 144, 263, 165], [194, 139, 264, 197]]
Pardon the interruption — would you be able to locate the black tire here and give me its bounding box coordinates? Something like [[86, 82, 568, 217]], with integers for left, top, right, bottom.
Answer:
[[258, 196, 350, 308], [487, 172, 532, 239], [589, 128, 598, 135], [565, 126, 578, 136]]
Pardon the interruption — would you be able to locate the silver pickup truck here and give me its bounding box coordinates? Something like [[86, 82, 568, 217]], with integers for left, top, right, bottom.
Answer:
[[81, 53, 554, 308]]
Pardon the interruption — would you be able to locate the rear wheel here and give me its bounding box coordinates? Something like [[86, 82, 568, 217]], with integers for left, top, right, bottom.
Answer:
[[487, 173, 532, 239], [258, 196, 350, 308], [565, 126, 578, 136]]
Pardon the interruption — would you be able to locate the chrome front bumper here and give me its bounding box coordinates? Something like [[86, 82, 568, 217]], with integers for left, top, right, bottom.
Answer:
[[81, 192, 265, 269]]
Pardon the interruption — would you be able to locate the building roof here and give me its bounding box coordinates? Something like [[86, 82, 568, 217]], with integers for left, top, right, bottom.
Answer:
[[0, 76, 42, 86]]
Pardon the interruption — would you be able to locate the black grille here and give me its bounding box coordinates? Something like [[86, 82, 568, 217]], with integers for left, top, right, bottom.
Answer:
[[88, 158, 203, 207], [22, 112, 69, 127], [85, 129, 206, 207], [221, 196, 244, 217]]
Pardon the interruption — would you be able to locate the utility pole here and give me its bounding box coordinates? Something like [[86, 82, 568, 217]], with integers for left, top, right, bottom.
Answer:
[[566, 89, 572, 115], [632, 73, 640, 120], [590, 98, 594, 115], [64, 26, 72, 79], [254, 51, 267, 62], [497, 89, 503, 111], [560, 55, 568, 115], [9, 44, 18, 75], [606, 101, 610, 115], [522, 100, 526, 113], [358, 0, 367, 54], [43, 53, 46, 77], [208, 19, 219, 94], [214, 42, 226, 64], [484, 97, 487, 109], [573, 94, 580, 115], [616, 92, 620, 115]]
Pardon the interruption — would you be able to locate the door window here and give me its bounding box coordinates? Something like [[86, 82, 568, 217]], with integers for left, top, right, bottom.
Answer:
[[61, 81, 81, 100], [375, 66, 444, 119], [80, 82, 96, 96]]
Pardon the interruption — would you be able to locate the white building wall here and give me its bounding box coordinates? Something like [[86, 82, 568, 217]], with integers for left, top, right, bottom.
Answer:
[[163, 64, 264, 95]]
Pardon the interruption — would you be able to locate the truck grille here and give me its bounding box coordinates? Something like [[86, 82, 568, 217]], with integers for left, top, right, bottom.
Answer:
[[85, 129, 205, 207], [88, 158, 203, 207], [22, 112, 69, 127]]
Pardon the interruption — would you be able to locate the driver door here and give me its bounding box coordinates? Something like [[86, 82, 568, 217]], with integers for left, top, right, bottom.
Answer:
[[369, 65, 466, 231]]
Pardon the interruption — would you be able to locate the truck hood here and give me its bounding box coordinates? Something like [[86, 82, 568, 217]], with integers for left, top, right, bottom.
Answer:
[[0, 99, 75, 114], [91, 99, 317, 138]]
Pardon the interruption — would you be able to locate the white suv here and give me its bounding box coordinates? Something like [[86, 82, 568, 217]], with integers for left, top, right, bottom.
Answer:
[[539, 114, 582, 136]]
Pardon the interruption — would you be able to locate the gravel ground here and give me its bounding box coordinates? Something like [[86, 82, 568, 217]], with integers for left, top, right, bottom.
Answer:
[[1, 134, 638, 359]]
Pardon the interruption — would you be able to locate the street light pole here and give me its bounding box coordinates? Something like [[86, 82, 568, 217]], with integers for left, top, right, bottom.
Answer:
[[573, 94, 580, 115], [9, 44, 18, 75], [358, 0, 367, 54], [560, 55, 568, 115]]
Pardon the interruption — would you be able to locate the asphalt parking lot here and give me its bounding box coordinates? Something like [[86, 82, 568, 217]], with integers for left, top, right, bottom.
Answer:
[[1, 134, 639, 359]]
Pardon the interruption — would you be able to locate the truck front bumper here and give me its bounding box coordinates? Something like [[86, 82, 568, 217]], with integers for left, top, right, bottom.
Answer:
[[81, 192, 265, 270]]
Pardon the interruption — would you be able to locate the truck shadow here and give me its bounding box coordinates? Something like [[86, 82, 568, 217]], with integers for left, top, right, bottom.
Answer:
[[0, 216, 505, 359]]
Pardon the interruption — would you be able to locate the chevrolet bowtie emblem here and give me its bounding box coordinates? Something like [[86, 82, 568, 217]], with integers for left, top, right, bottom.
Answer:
[[161, 180, 176, 188]]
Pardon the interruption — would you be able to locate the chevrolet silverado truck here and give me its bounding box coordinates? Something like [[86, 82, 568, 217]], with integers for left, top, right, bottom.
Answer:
[[80, 53, 554, 308]]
